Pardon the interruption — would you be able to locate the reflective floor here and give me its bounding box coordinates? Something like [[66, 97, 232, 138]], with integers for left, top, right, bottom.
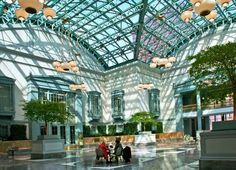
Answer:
[[0, 144, 199, 170]]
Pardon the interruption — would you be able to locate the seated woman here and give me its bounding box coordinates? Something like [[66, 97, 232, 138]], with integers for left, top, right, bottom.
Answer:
[[97, 138, 110, 163]]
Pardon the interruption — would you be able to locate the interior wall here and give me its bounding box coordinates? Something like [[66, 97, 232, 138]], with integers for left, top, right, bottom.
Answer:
[[0, 25, 105, 127], [160, 23, 236, 132]]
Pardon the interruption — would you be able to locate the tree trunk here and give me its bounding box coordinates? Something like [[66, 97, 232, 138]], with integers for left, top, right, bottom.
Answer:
[[233, 88, 236, 120], [44, 122, 48, 135]]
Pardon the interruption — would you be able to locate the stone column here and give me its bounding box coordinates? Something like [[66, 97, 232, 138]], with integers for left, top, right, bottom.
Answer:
[[175, 93, 183, 131], [196, 90, 202, 131]]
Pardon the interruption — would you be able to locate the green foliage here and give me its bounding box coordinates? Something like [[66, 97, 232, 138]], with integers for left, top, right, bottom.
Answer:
[[188, 42, 236, 106], [97, 125, 106, 135], [23, 100, 74, 135], [154, 122, 163, 133], [9, 125, 26, 140], [23, 100, 73, 124], [123, 122, 138, 135], [108, 125, 116, 135], [144, 122, 152, 131], [129, 112, 158, 131], [83, 125, 91, 137]]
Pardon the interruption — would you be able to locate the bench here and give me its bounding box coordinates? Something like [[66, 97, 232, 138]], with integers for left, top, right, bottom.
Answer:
[[7, 147, 31, 157]]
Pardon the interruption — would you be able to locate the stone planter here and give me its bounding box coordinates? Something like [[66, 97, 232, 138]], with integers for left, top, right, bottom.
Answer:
[[31, 135, 65, 159], [134, 131, 156, 146], [199, 121, 236, 169]]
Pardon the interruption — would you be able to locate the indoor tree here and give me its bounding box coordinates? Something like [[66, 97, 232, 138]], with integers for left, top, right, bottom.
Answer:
[[188, 42, 236, 119], [129, 111, 157, 131], [23, 100, 74, 135]]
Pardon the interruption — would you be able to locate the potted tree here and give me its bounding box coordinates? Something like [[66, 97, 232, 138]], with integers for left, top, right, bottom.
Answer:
[[23, 100, 74, 159], [129, 112, 158, 145]]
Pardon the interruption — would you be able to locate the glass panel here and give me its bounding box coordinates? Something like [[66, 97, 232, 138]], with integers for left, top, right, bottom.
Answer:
[[149, 89, 160, 116], [87, 91, 101, 119], [70, 126, 75, 144], [52, 126, 58, 135], [0, 84, 14, 112]]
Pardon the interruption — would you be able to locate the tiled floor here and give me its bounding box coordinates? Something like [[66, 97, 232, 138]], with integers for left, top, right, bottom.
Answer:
[[0, 144, 199, 170]]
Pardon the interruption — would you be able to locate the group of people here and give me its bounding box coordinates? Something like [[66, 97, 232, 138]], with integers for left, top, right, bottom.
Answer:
[[97, 137, 131, 163]]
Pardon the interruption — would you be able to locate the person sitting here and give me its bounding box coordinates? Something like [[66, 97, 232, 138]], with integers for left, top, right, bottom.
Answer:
[[110, 137, 123, 162], [97, 138, 110, 163], [114, 137, 123, 155]]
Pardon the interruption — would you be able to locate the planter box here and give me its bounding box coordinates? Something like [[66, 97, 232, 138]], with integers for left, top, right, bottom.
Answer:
[[31, 135, 65, 159], [199, 121, 236, 169], [134, 131, 156, 146]]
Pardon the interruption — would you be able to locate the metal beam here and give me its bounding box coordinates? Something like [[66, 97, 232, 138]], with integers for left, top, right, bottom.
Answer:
[[134, 0, 148, 60]]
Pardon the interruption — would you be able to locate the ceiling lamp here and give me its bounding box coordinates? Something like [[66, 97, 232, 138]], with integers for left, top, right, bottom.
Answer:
[[194, 0, 216, 16], [15, 0, 56, 21], [190, 0, 201, 7], [205, 10, 217, 22], [181, 10, 193, 22], [43, 7, 56, 20], [181, 0, 231, 22], [15, 8, 29, 21], [69, 83, 87, 91], [138, 83, 154, 90], [150, 56, 176, 69], [18, 0, 43, 14], [52, 60, 80, 73], [218, 0, 231, 7], [4, 0, 16, 4]]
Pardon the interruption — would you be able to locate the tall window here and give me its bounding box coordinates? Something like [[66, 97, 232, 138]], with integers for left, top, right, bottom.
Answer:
[[0, 77, 15, 117], [38, 89, 75, 111], [111, 90, 125, 117], [70, 126, 75, 144], [60, 126, 66, 143], [148, 89, 160, 116], [182, 91, 196, 112], [87, 91, 101, 119], [0, 125, 8, 139], [51, 126, 58, 135]]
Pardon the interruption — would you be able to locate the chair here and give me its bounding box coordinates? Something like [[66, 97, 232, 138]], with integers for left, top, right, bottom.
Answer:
[[111, 147, 123, 163], [95, 148, 105, 160]]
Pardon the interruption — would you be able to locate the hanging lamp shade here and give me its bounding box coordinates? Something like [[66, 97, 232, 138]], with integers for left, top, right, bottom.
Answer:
[[181, 10, 193, 22], [190, 0, 202, 7], [18, 0, 43, 14], [52, 61, 61, 67], [55, 66, 64, 72], [205, 10, 217, 22], [168, 56, 176, 63], [15, 8, 28, 21], [194, 0, 216, 16], [71, 66, 79, 72], [43, 7, 56, 20], [61, 63, 70, 71], [162, 58, 168, 64], [4, 0, 16, 4], [218, 0, 231, 7], [68, 60, 77, 67], [149, 62, 157, 68], [152, 57, 160, 63], [165, 62, 172, 68]]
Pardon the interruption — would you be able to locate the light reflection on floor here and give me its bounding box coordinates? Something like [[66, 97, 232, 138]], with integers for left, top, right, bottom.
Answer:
[[0, 144, 199, 170]]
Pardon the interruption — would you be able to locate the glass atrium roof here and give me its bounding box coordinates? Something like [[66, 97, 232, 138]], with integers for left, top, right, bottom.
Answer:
[[1, 0, 236, 70]]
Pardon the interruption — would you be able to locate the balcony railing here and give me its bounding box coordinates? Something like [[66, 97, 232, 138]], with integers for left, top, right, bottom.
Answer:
[[183, 100, 233, 113]]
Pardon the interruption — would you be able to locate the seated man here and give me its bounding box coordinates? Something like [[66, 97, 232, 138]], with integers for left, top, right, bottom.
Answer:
[[110, 137, 123, 162]]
